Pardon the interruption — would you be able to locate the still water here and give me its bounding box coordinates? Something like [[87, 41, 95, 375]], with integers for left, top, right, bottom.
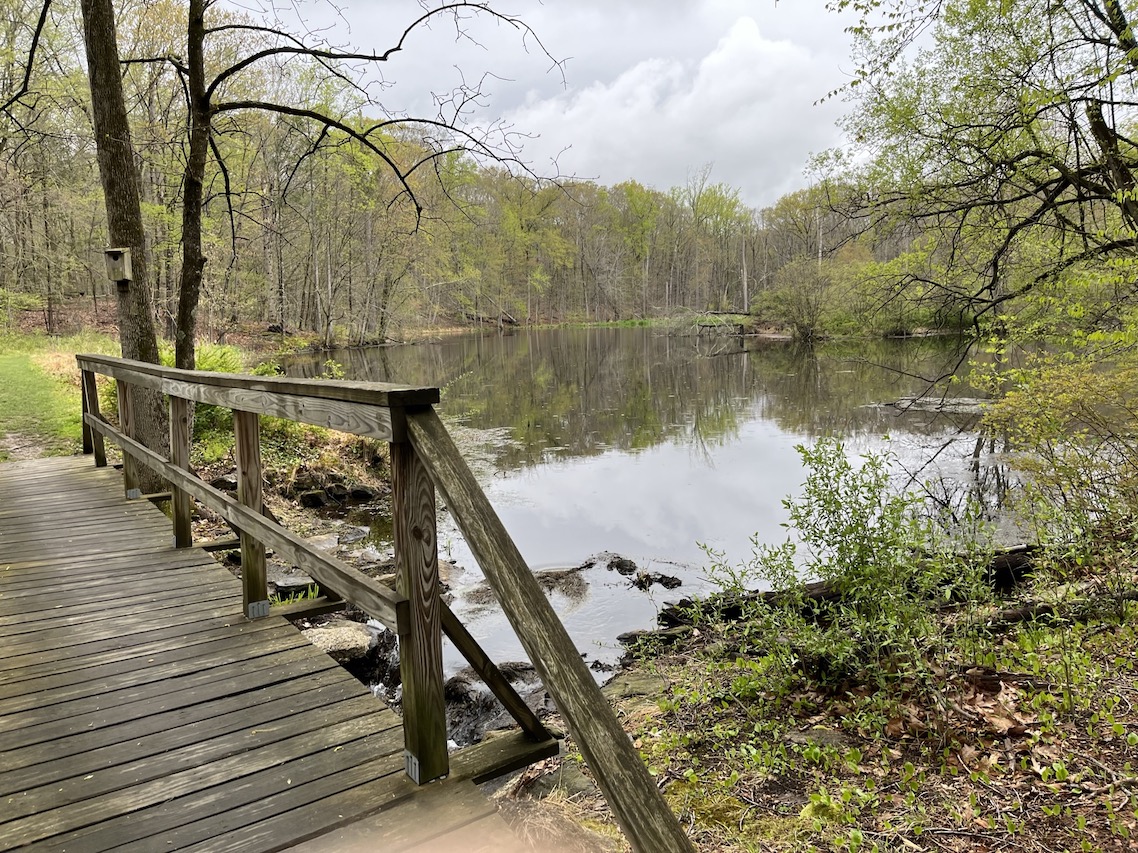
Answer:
[[287, 328, 989, 671]]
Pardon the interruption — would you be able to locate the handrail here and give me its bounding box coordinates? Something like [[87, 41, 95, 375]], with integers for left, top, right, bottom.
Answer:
[[76, 353, 692, 853]]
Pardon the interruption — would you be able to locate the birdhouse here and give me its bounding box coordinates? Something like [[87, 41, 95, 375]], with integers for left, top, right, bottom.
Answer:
[[104, 248, 133, 287]]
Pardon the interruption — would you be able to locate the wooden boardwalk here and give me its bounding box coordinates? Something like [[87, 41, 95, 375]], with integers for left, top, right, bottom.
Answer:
[[0, 456, 528, 852]]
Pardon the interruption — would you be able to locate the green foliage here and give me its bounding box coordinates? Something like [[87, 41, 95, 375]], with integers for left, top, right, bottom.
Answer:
[[982, 349, 1138, 546], [706, 438, 986, 690], [754, 259, 831, 340], [0, 289, 44, 325], [270, 583, 320, 606]]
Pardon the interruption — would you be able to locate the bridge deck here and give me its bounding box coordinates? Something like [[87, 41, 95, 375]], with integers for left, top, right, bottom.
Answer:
[[0, 456, 528, 852]]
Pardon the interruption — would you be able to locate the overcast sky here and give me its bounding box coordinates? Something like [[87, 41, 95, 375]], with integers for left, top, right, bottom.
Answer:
[[291, 0, 859, 207]]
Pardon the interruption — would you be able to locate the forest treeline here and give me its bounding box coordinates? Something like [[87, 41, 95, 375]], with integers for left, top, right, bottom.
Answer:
[[0, 0, 973, 348], [5, 0, 1138, 357]]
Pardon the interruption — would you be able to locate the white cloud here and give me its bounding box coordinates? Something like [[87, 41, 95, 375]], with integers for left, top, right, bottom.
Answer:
[[292, 0, 857, 206], [502, 15, 849, 204]]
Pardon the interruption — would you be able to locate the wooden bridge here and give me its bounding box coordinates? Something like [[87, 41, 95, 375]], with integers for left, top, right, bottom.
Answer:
[[0, 356, 693, 853]]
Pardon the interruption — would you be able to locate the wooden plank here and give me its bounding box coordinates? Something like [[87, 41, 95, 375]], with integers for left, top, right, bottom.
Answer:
[[406, 408, 694, 853], [0, 697, 395, 827], [271, 596, 347, 619], [45, 744, 407, 853], [0, 714, 402, 850], [0, 580, 239, 633], [0, 615, 283, 686], [81, 369, 107, 466], [449, 729, 560, 785], [199, 535, 240, 551], [0, 648, 342, 753], [0, 555, 221, 600], [76, 353, 439, 407], [116, 378, 139, 496], [0, 674, 361, 780], [77, 357, 421, 444], [85, 413, 408, 632], [0, 625, 308, 712], [170, 394, 193, 547], [0, 599, 244, 662], [390, 439, 448, 784], [0, 566, 235, 617], [0, 542, 178, 572], [0, 644, 326, 738], [234, 409, 268, 617]]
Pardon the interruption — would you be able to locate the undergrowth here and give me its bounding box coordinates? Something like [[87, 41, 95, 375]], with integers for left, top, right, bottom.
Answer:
[[608, 438, 1138, 852]]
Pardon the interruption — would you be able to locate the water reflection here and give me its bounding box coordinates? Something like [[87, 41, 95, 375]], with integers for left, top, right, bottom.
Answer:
[[292, 329, 980, 465], [285, 329, 996, 670]]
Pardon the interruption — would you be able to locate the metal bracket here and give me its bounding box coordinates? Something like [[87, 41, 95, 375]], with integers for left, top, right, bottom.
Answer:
[[405, 750, 421, 784], [246, 600, 271, 618], [126, 488, 142, 500]]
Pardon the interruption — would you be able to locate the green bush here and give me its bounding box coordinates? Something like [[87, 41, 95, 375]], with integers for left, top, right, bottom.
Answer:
[[705, 438, 986, 691]]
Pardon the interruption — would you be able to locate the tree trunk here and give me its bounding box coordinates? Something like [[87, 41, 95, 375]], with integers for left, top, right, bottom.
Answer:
[[79, 0, 168, 489], [175, 0, 210, 371]]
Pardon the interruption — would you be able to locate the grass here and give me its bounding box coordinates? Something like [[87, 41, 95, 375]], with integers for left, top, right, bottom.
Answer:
[[0, 331, 120, 460]]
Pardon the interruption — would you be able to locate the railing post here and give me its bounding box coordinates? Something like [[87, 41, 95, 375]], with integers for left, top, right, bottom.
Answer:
[[169, 396, 192, 548], [80, 369, 106, 467], [391, 435, 449, 785], [234, 410, 268, 618], [116, 379, 140, 497]]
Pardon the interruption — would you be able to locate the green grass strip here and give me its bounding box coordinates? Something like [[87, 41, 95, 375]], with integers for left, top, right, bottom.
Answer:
[[0, 352, 83, 458]]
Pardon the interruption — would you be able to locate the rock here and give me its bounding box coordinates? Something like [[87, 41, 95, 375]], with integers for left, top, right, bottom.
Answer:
[[298, 490, 329, 508], [443, 664, 551, 746], [606, 554, 638, 576], [350, 486, 377, 501], [533, 566, 588, 602], [357, 545, 392, 566], [209, 474, 238, 492], [340, 625, 400, 687], [339, 526, 369, 545], [272, 576, 317, 598], [304, 532, 339, 553], [304, 623, 373, 664], [601, 671, 667, 700], [326, 483, 349, 502], [632, 571, 682, 591]]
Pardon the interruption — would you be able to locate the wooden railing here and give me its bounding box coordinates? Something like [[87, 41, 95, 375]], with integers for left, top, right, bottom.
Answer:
[[77, 354, 693, 853]]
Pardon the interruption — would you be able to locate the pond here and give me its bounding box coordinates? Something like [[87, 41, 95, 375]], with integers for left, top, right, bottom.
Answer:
[[286, 327, 996, 673]]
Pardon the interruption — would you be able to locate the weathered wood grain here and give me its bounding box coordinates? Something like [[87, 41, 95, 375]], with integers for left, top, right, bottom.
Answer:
[[84, 412, 408, 631], [76, 353, 439, 406], [390, 439, 448, 784], [170, 394, 193, 546], [406, 408, 694, 853], [76, 354, 440, 443], [0, 456, 545, 853], [234, 410, 268, 616], [115, 378, 139, 496]]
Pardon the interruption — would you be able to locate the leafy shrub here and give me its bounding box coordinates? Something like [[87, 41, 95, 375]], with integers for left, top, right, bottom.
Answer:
[[706, 438, 984, 691], [982, 351, 1138, 548]]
